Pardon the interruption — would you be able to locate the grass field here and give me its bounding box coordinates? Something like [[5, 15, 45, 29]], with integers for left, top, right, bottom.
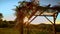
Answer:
[[0, 28, 60, 34], [0, 28, 19, 34], [0, 28, 51, 34]]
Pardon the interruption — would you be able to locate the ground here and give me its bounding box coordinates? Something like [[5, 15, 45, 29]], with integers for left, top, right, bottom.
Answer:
[[0, 28, 60, 34]]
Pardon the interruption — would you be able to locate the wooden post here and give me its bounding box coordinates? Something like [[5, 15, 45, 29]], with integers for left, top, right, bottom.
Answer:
[[53, 17, 56, 34], [53, 12, 58, 34], [53, 13, 56, 34]]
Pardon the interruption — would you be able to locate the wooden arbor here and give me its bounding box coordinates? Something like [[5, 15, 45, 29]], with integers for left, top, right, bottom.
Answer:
[[28, 5, 59, 34], [28, 8, 58, 34], [15, 0, 60, 34]]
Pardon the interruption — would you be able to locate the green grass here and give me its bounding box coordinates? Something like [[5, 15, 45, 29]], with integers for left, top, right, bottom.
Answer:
[[0, 28, 60, 34], [0, 28, 49, 34], [0, 28, 19, 34]]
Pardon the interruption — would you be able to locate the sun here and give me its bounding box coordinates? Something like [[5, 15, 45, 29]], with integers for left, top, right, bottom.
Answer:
[[24, 17, 28, 23]]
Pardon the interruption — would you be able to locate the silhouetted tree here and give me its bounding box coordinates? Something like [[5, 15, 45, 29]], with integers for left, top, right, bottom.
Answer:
[[0, 13, 3, 27], [15, 1, 29, 34], [14, 0, 40, 34], [0, 13, 3, 20]]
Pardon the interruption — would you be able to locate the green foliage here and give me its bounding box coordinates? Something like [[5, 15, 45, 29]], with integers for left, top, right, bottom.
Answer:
[[8, 21, 15, 28], [0, 13, 3, 19], [0, 20, 8, 28], [0, 20, 15, 28]]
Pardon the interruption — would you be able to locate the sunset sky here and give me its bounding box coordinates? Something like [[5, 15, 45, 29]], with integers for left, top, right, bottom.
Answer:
[[0, 0, 60, 24]]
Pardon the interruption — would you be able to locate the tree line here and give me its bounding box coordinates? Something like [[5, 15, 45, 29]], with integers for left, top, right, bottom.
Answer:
[[0, 13, 15, 28]]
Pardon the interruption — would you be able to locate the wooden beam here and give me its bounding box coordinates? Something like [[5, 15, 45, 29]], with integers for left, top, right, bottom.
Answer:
[[44, 16, 53, 24], [53, 12, 58, 34], [29, 11, 44, 23], [35, 15, 53, 16], [30, 16, 37, 23]]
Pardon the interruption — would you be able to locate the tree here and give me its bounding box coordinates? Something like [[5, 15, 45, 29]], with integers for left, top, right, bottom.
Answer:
[[14, 0, 39, 34], [0, 13, 3, 20], [0, 13, 3, 28], [15, 1, 29, 34], [0, 13, 3, 23], [14, 0, 54, 34]]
